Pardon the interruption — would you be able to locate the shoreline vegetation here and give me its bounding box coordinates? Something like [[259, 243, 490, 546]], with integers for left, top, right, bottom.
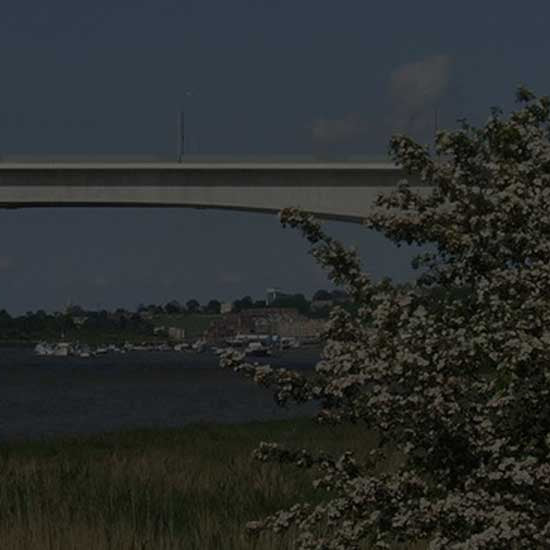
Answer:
[[0, 288, 477, 548], [0, 416, 427, 550], [0, 284, 467, 350]]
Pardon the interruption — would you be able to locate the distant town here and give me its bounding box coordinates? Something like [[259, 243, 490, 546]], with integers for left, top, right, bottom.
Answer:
[[0, 287, 358, 357], [0, 282, 472, 357]]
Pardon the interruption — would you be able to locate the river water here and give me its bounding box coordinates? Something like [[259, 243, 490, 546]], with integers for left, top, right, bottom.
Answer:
[[0, 347, 322, 442]]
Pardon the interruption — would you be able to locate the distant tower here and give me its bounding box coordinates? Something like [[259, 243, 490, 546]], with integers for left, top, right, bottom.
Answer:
[[266, 288, 288, 305]]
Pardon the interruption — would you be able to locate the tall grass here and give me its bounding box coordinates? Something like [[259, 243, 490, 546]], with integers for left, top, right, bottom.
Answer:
[[0, 417, 429, 549]]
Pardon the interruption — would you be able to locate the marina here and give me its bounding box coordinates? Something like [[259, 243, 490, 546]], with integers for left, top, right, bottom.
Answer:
[[33, 333, 305, 358]]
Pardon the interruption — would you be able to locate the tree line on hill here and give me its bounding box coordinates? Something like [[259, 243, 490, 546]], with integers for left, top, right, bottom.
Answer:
[[0, 283, 476, 340], [0, 309, 155, 344], [136, 288, 353, 317]]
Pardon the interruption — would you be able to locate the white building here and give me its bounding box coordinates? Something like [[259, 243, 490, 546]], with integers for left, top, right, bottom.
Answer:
[[167, 327, 186, 341], [220, 302, 233, 314]]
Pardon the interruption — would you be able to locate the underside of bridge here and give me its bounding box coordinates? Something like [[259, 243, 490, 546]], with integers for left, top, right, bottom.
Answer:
[[0, 162, 428, 223], [0, 201, 368, 223]]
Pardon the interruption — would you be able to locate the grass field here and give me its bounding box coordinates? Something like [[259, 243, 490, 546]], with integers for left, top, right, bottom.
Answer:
[[0, 417, 431, 550], [0, 367, 513, 549]]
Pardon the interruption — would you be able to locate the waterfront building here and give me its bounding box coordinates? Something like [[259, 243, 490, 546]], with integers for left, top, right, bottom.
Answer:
[[203, 307, 322, 344], [220, 302, 233, 314]]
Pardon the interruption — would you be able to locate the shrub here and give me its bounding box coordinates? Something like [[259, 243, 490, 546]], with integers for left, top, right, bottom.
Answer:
[[219, 86, 550, 549]]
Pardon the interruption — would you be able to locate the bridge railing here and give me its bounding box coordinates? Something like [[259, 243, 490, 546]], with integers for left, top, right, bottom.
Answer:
[[0, 154, 394, 164]]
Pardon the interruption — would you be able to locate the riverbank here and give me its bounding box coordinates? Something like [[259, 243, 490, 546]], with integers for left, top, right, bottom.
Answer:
[[0, 417, 425, 550]]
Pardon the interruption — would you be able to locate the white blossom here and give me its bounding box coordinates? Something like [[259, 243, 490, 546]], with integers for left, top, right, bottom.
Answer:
[[222, 86, 550, 549]]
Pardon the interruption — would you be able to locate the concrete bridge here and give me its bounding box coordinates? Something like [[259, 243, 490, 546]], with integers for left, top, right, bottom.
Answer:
[[0, 157, 430, 223]]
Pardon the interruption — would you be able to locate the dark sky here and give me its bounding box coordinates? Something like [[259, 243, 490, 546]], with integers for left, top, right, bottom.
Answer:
[[1, 1, 549, 314]]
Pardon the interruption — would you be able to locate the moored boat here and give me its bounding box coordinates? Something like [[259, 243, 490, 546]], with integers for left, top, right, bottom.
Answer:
[[34, 342, 54, 356], [245, 341, 271, 357], [53, 342, 71, 356]]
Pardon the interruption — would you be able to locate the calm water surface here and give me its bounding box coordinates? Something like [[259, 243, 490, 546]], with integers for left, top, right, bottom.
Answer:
[[0, 347, 321, 442]]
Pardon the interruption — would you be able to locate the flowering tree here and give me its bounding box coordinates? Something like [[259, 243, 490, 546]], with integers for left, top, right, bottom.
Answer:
[[219, 86, 550, 549]]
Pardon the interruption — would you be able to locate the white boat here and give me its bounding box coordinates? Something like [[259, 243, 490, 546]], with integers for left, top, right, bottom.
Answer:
[[192, 339, 207, 352], [34, 342, 54, 356], [245, 341, 271, 357], [225, 336, 247, 348], [280, 337, 299, 349], [53, 342, 71, 356], [76, 344, 92, 358], [174, 343, 191, 351]]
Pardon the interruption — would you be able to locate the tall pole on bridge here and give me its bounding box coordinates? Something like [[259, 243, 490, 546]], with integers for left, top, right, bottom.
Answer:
[[178, 109, 184, 162], [178, 90, 192, 162]]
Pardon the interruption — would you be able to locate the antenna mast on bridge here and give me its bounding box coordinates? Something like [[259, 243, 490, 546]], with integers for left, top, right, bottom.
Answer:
[[178, 110, 184, 162], [178, 90, 192, 163]]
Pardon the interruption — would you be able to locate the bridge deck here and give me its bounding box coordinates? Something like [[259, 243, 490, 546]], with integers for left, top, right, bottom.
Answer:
[[0, 160, 429, 222]]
